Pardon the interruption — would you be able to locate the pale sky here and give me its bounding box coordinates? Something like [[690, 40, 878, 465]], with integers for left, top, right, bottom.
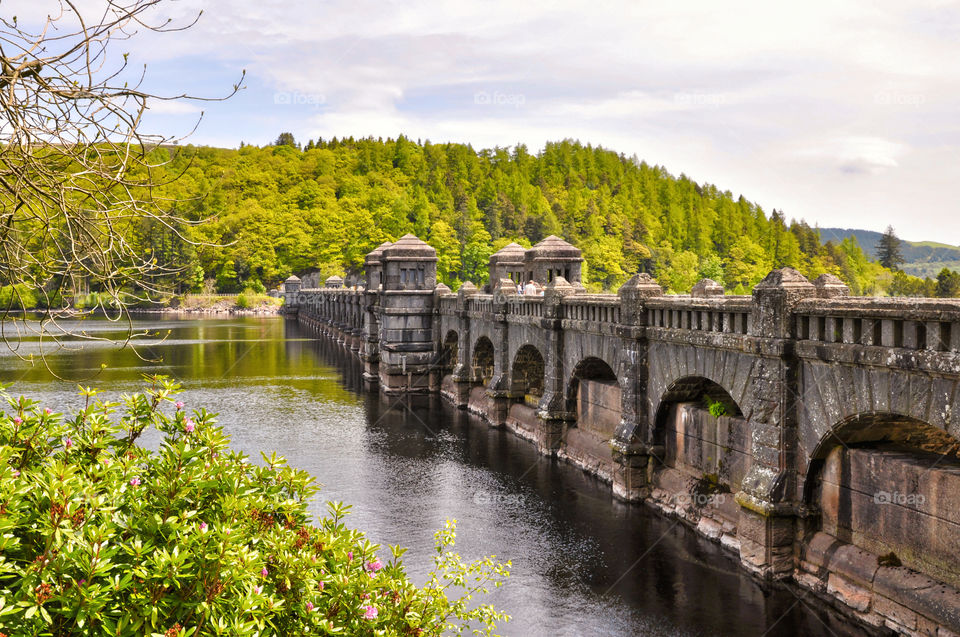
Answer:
[[16, 1, 960, 244]]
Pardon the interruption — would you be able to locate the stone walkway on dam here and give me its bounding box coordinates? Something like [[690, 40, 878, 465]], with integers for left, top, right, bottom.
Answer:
[[284, 233, 960, 636]]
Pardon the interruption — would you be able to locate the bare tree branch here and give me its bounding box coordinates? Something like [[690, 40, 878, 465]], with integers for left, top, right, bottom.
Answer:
[[0, 1, 243, 369]]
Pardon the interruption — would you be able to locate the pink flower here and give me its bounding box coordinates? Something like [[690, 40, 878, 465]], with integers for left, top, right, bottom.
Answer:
[[306, 601, 314, 612], [43, 408, 51, 415], [12, 470, 19, 478], [175, 401, 185, 410], [365, 559, 383, 573], [261, 567, 269, 577], [347, 551, 353, 561], [318, 581, 325, 591], [199, 522, 208, 532], [12, 417, 22, 426], [253, 585, 261, 595], [64, 438, 73, 449], [129, 477, 141, 487], [225, 528, 231, 535], [363, 605, 378, 620], [184, 419, 195, 433]]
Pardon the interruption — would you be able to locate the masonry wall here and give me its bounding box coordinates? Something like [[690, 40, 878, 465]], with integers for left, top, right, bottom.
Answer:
[[818, 445, 960, 589], [663, 403, 751, 491], [576, 379, 621, 439]]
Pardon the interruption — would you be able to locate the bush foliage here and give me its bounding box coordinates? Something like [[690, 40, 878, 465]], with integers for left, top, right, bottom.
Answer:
[[0, 377, 509, 636]]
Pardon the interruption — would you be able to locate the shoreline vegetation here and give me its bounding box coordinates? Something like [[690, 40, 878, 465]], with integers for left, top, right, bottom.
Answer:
[[0, 377, 510, 635], [0, 292, 284, 318]]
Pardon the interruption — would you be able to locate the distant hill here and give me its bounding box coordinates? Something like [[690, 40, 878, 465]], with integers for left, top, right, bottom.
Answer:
[[819, 227, 960, 278]]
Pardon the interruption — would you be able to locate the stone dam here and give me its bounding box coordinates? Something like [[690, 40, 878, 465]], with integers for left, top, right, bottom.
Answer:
[[284, 234, 960, 636]]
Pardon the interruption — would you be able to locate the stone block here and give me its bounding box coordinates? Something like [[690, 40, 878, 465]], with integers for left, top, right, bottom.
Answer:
[[873, 594, 919, 631], [802, 532, 842, 571], [827, 573, 873, 612], [874, 567, 960, 634], [828, 543, 880, 588], [795, 570, 826, 594], [720, 533, 741, 554], [696, 517, 723, 541]]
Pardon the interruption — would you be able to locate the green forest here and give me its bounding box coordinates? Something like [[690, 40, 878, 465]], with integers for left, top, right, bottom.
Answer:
[[131, 136, 958, 298]]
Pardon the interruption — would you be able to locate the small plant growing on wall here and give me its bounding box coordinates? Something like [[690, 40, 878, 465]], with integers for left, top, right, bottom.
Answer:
[[706, 398, 728, 418]]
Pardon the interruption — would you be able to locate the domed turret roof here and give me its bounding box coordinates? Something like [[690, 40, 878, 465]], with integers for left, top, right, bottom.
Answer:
[[489, 242, 527, 264], [528, 235, 582, 260], [382, 234, 437, 259], [493, 242, 526, 255], [364, 241, 393, 265]]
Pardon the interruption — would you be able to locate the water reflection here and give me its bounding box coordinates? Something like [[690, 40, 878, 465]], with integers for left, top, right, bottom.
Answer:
[[0, 316, 866, 637]]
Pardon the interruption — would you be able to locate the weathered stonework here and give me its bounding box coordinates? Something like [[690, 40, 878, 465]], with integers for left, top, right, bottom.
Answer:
[[286, 235, 960, 635]]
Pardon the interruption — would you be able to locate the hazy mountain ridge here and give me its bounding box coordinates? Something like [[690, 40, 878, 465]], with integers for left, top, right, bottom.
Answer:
[[819, 227, 960, 278]]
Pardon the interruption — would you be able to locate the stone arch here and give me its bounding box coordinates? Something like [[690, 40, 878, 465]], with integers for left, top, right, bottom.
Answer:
[[802, 412, 960, 588], [653, 376, 743, 443], [440, 330, 459, 374], [472, 336, 495, 384], [652, 376, 748, 495], [510, 344, 545, 404], [565, 357, 620, 434]]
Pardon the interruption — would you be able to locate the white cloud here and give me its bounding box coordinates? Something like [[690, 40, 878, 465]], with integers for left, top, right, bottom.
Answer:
[[11, 0, 960, 243]]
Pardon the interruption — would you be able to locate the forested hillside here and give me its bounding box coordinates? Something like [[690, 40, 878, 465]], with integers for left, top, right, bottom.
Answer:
[[137, 136, 936, 296], [819, 227, 960, 279]]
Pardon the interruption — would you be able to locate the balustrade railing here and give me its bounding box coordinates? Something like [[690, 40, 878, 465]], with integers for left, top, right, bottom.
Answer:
[[467, 294, 494, 315], [794, 298, 960, 353], [506, 296, 544, 318], [561, 295, 621, 325], [645, 297, 752, 335]]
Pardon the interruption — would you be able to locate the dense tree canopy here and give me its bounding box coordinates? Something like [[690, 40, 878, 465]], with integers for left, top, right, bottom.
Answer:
[[116, 137, 955, 297]]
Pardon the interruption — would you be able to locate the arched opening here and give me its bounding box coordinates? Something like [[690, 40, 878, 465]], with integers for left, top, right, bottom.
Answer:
[[510, 344, 545, 406], [440, 330, 459, 375], [652, 376, 747, 506], [472, 337, 495, 385], [566, 357, 619, 439], [804, 413, 960, 589]]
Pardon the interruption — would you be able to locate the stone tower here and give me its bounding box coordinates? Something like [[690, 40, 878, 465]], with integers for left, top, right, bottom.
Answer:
[[527, 236, 583, 284], [488, 242, 527, 285], [377, 234, 439, 393]]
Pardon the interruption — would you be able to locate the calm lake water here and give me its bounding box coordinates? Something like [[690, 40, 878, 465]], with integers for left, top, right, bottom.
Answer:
[[0, 315, 865, 636]]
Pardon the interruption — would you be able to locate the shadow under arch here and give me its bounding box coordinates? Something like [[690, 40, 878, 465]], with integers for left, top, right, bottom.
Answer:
[[801, 411, 960, 591], [652, 376, 743, 448], [801, 411, 960, 509], [565, 356, 619, 427], [472, 336, 494, 385], [440, 329, 459, 375], [510, 344, 545, 404]]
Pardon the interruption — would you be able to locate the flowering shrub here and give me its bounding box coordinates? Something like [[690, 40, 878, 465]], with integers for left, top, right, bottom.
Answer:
[[0, 376, 510, 636]]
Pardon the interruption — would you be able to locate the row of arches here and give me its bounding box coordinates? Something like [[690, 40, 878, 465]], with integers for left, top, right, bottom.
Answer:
[[440, 328, 960, 588], [440, 331, 618, 415]]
